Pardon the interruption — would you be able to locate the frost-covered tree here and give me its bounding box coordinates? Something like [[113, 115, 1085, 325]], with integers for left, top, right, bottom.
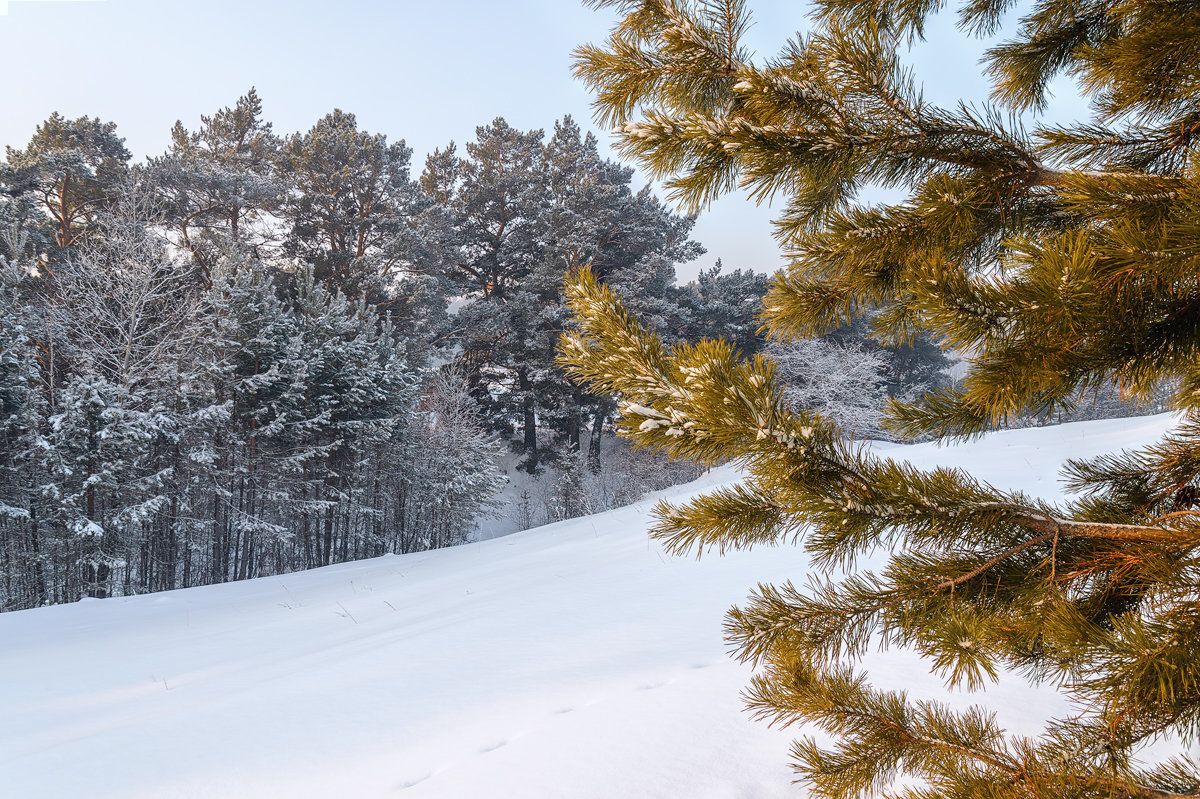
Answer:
[[38, 373, 184, 601], [19, 195, 202, 601], [769, 336, 889, 438], [821, 311, 953, 404], [0, 105, 512, 611], [58, 194, 201, 395], [0, 234, 47, 607], [402, 368, 503, 551], [287, 267, 420, 566], [200, 261, 420, 575], [562, 0, 1200, 795]]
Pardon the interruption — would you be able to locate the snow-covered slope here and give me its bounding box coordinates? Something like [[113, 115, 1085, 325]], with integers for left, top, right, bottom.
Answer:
[[0, 414, 1179, 798]]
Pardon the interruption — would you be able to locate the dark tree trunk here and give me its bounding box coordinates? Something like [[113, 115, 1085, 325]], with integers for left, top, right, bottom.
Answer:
[[520, 368, 537, 455]]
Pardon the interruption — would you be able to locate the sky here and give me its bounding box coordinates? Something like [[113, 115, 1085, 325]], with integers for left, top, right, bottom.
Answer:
[[0, 0, 1088, 280]]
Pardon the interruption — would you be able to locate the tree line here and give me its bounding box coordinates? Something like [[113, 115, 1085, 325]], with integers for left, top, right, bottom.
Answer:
[[0, 90, 775, 610]]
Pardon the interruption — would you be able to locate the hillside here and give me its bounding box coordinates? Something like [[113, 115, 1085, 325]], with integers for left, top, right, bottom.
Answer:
[[0, 414, 1179, 798]]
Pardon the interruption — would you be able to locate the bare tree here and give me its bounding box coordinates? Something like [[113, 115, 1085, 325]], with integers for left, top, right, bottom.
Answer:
[[768, 337, 889, 439], [58, 191, 202, 400]]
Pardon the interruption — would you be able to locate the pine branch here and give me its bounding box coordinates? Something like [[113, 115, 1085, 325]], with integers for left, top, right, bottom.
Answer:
[[569, 0, 1200, 793]]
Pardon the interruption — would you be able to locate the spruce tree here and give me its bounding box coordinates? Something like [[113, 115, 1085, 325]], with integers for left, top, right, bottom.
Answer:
[[0, 234, 46, 608], [561, 1, 1200, 795]]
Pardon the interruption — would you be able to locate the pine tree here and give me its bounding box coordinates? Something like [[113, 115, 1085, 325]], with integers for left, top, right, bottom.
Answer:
[[278, 109, 424, 297], [434, 118, 548, 302], [429, 116, 702, 470], [562, 1, 1200, 795], [671, 259, 770, 355], [5, 113, 130, 257], [149, 88, 281, 284]]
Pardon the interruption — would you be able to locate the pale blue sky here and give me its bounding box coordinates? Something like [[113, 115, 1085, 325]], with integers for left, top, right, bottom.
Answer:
[[0, 0, 1086, 279]]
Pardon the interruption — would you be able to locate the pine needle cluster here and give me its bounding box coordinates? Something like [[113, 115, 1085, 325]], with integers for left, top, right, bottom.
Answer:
[[561, 1, 1200, 795]]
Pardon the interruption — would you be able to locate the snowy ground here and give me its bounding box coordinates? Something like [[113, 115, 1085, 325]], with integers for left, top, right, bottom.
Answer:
[[0, 414, 1181, 798]]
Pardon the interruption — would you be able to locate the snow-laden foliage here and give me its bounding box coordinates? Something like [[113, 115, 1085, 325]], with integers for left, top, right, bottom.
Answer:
[[0, 90, 781, 610], [402, 368, 504, 550], [0, 225, 502, 609]]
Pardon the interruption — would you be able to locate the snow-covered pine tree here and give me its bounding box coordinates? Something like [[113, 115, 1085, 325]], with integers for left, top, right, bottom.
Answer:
[[0, 232, 47, 608], [285, 265, 419, 567], [562, 0, 1200, 795], [203, 261, 418, 576], [670, 259, 770, 356], [201, 258, 304, 581], [552, 443, 592, 522]]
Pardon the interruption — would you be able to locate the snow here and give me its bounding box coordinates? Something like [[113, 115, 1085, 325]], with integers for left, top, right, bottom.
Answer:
[[0, 413, 1183, 798]]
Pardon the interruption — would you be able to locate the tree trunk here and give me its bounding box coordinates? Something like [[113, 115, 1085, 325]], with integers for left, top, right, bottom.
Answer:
[[520, 368, 537, 456]]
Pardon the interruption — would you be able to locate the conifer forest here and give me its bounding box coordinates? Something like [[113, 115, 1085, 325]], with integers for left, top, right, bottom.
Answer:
[[0, 95, 786, 610]]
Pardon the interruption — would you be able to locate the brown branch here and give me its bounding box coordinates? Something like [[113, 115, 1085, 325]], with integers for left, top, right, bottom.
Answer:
[[972, 502, 1181, 543], [929, 503, 1184, 592], [933, 531, 1056, 592]]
